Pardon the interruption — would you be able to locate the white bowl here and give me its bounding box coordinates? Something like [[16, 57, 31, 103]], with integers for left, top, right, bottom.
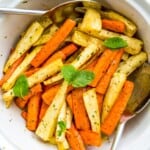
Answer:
[[0, 0, 150, 150]]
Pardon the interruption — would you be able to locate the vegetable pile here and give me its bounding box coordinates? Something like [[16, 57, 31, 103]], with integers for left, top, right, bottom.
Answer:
[[0, 1, 148, 150]]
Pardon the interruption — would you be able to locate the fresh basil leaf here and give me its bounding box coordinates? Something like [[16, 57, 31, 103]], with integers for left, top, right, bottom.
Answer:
[[104, 37, 128, 49], [61, 65, 77, 83], [13, 75, 29, 98], [61, 65, 95, 88], [72, 70, 95, 88], [57, 121, 66, 136]]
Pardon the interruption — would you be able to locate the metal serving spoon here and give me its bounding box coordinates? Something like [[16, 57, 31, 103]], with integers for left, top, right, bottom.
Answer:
[[111, 63, 150, 150], [111, 98, 150, 150], [0, 0, 98, 16], [0, 7, 45, 15]]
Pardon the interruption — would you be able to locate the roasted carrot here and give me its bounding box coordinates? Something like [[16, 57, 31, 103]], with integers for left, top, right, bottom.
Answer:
[[101, 80, 134, 135], [66, 124, 86, 150], [61, 43, 78, 57], [29, 83, 43, 95], [15, 83, 42, 109], [21, 110, 27, 120], [71, 88, 90, 130], [102, 19, 126, 33], [66, 94, 73, 112], [85, 59, 98, 71], [0, 54, 25, 86], [15, 98, 27, 109], [31, 19, 76, 67], [67, 85, 74, 93], [42, 84, 60, 105], [42, 43, 78, 66], [26, 93, 41, 131], [43, 84, 52, 91], [42, 84, 73, 106], [24, 68, 39, 77], [90, 49, 117, 87], [39, 101, 49, 121], [79, 130, 102, 146], [96, 93, 104, 114], [96, 49, 124, 94], [43, 51, 66, 66]]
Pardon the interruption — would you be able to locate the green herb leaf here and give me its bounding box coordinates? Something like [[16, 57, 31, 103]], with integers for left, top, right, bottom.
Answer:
[[57, 121, 66, 136], [61, 65, 77, 83], [13, 75, 29, 98], [72, 70, 95, 88], [61, 65, 95, 88], [103, 37, 128, 49]]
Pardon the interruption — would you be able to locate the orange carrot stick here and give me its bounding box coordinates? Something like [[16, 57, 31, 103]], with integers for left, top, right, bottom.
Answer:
[[67, 85, 74, 93], [96, 93, 104, 114], [43, 51, 66, 66], [72, 88, 90, 130], [26, 93, 41, 131], [15, 83, 42, 109], [0, 54, 25, 86], [101, 80, 134, 135], [43, 43, 78, 66], [43, 83, 57, 91], [41, 43, 77, 67], [66, 124, 86, 150], [66, 94, 73, 112], [96, 49, 124, 94], [102, 19, 126, 33], [21, 110, 27, 120], [24, 68, 39, 77], [31, 19, 76, 67], [85, 59, 98, 71], [42, 84, 60, 105], [79, 130, 102, 146], [39, 101, 49, 121], [90, 49, 117, 87], [42, 84, 73, 105], [61, 43, 78, 57]]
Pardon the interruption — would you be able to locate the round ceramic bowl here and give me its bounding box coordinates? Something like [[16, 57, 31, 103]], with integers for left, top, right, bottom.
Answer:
[[0, 0, 150, 150]]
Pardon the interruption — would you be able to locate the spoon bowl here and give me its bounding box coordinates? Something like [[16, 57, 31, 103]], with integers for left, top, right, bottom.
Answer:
[[111, 80, 150, 150], [0, 0, 99, 16]]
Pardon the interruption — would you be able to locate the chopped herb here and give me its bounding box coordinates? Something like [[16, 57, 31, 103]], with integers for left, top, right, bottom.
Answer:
[[103, 37, 128, 49], [76, 55, 80, 60], [72, 70, 95, 88], [13, 75, 29, 98], [61, 65, 76, 83], [57, 121, 66, 136], [92, 114, 95, 118], [61, 65, 95, 88]]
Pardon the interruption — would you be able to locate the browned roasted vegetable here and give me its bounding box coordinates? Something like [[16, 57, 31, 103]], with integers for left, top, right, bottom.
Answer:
[[126, 63, 150, 113]]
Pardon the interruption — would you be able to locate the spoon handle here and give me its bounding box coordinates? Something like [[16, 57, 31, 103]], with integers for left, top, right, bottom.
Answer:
[[0, 8, 46, 15], [110, 121, 126, 150]]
